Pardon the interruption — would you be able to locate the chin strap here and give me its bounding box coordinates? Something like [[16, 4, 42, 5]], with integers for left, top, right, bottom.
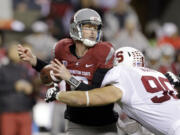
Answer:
[[82, 39, 96, 47]]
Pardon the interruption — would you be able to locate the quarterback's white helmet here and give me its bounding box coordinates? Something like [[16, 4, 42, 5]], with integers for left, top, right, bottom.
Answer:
[[114, 47, 145, 67], [70, 8, 102, 47]]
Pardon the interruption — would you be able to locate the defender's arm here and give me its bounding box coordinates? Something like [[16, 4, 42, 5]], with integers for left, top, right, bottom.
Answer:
[[56, 85, 122, 107]]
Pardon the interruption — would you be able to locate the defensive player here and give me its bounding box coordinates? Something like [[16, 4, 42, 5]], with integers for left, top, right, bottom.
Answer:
[[18, 8, 118, 135], [46, 47, 180, 135]]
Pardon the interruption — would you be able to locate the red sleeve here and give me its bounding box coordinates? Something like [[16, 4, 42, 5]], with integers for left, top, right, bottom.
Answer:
[[93, 42, 115, 69]]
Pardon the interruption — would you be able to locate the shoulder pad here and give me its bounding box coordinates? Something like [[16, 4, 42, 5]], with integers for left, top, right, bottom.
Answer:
[[51, 38, 73, 59], [93, 42, 115, 68]]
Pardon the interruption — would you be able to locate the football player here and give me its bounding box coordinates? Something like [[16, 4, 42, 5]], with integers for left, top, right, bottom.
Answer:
[[18, 8, 118, 135], [46, 47, 180, 135]]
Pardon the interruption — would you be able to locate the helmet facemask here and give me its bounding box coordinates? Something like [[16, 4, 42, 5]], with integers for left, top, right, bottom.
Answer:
[[70, 8, 102, 47]]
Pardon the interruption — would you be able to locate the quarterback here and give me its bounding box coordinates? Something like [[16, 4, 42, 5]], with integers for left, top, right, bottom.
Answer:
[[46, 47, 180, 135], [18, 8, 118, 135]]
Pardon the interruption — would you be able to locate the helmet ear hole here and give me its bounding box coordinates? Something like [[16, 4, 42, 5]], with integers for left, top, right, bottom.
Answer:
[[114, 47, 145, 67]]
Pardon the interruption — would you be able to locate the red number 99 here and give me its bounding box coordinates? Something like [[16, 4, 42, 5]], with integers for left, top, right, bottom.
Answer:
[[141, 76, 177, 103]]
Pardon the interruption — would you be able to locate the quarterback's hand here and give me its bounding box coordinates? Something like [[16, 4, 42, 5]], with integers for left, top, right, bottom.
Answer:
[[51, 59, 72, 81], [45, 83, 59, 103], [17, 44, 37, 66], [165, 72, 180, 87]]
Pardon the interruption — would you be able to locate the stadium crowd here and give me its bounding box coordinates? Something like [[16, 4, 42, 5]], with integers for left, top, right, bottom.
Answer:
[[0, 0, 180, 135]]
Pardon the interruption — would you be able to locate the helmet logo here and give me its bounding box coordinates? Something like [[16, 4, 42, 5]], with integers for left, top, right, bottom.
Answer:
[[116, 51, 124, 63], [90, 16, 101, 22], [114, 47, 145, 67]]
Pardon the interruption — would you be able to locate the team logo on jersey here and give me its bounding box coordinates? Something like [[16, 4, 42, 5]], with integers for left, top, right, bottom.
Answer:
[[62, 60, 67, 67], [85, 64, 93, 68]]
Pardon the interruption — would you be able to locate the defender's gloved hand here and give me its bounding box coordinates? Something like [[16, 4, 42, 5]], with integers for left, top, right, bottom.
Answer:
[[45, 83, 59, 103], [165, 72, 180, 87]]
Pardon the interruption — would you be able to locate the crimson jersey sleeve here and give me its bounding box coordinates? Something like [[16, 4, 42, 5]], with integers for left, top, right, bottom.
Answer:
[[93, 42, 115, 69], [52, 38, 73, 60]]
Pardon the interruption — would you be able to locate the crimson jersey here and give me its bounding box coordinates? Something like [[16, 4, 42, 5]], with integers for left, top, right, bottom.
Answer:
[[52, 38, 114, 85], [52, 38, 118, 126]]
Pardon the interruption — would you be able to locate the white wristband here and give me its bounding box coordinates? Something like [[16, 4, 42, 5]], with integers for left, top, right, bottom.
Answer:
[[85, 91, 90, 106]]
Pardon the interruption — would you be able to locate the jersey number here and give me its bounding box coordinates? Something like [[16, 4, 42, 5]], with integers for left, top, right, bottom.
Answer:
[[141, 76, 177, 103]]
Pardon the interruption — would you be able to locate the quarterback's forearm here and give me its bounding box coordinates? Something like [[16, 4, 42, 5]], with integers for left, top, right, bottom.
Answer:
[[56, 85, 122, 107]]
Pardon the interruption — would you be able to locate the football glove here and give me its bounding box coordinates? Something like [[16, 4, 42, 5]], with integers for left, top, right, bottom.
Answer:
[[45, 83, 59, 103], [165, 72, 180, 87]]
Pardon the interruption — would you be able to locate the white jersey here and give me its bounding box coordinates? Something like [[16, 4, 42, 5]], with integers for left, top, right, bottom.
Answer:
[[101, 65, 180, 135]]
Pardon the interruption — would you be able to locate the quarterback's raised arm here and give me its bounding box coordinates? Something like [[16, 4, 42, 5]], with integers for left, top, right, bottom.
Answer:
[[17, 44, 48, 71], [56, 85, 122, 107], [17, 44, 37, 66]]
